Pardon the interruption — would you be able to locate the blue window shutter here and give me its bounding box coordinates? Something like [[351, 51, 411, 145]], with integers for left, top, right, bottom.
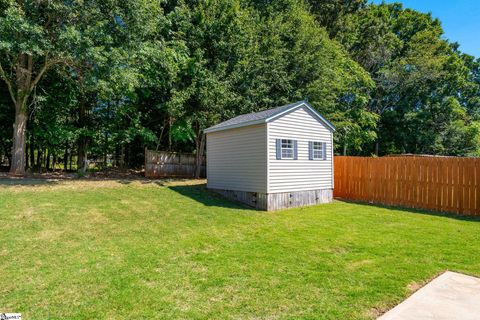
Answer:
[[308, 141, 313, 160], [293, 140, 298, 160], [323, 142, 327, 160], [276, 139, 281, 160]]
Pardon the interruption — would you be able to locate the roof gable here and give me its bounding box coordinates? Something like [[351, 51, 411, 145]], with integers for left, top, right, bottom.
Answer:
[[204, 101, 335, 133]]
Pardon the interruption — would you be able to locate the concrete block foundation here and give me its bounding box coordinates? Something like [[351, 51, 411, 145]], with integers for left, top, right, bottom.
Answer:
[[210, 188, 333, 211]]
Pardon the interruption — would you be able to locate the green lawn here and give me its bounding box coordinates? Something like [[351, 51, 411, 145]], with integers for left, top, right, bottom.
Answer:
[[1, 180, 479, 319]]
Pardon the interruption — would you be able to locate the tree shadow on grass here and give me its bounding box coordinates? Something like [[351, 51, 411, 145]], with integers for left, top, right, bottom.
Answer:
[[0, 176, 203, 188], [0, 178, 60, 186], [335, 198, 480, 222], [168, 184, 253, 210]]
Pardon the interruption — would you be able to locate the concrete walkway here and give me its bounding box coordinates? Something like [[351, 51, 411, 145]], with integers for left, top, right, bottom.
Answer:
[[379, 271, 480, 320]]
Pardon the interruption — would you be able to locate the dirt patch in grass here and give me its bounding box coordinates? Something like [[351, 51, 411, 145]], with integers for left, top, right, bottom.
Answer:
[[36, 229, 65, 241], [366, 305, 388, 319], [407, 281, 423, 292]]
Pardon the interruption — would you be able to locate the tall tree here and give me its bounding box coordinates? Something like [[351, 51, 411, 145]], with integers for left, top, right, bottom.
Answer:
[[334, 2, 480, 156], [0, 0, 163, 174], [306, 0, 367, 37], [0, 0, 80, 174], [157, 0, 376, 158]]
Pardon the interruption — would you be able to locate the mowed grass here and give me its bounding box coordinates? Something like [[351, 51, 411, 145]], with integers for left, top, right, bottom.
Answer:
[[0, 180, 479, 319]]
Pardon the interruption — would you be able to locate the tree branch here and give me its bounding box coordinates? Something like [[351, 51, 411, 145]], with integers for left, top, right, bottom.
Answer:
[[26, 54, 33, 88], [29, 56, 73, 92], [0, 61, 17, 105], [29, 55, 51, 91]]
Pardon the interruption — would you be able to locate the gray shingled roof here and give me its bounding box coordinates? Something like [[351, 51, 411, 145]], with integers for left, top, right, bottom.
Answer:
[[206, 101, 304, 132], [204, 100, 335, 133]]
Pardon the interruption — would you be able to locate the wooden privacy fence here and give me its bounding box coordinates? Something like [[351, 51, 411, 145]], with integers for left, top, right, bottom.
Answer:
[[145, 150, 205, 178], [334, 156, 480, 216]]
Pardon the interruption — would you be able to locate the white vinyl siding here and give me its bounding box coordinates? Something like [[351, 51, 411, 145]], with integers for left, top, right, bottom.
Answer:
[[207, 124, 267, 193], [267, 106, 333, 193]]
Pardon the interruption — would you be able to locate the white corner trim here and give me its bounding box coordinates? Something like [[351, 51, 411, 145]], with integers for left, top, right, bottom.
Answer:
[[331, 132, 334, 189], [266, 122, 270, 194]]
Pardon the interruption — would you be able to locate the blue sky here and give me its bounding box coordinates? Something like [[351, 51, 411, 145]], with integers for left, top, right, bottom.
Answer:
[[372, 0, 480, 58]]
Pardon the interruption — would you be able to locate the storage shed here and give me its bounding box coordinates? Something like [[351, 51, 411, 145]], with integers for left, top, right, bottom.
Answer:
[[204, 100, 335, 211]]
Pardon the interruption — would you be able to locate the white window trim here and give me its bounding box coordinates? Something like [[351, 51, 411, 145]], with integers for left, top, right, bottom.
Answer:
[[310, 141, 326, 160], [281, 139, 294, 159]]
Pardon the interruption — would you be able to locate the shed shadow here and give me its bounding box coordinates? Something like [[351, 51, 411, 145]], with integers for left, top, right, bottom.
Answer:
[[168, 184, 254, 210], [335, 198, 480, 222]]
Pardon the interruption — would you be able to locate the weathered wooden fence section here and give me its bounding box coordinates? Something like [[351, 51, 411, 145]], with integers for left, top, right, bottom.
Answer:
[[145, 150, 205, 178], [334, 156, 480, 216]]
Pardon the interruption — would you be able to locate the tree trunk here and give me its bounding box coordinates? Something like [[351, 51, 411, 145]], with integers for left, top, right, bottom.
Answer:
[[77, 100, 88, 173], [37, 149, 43, 173], [3, 53, 55, 176], [125, 145, 130, 168], [42, 149, 46, 172], [9, 54, 31, 176], [77, 140, 88, 173], [46, 149, 51, 171], [168, 117, 172, 151], [9, 106, 27, 175], [6, 154, 12, 169], [343, 143, 347, 156], [52, 155, 56, 172], [114, 146, 118, 167], [194, 133, 206, 179], [63, 145, 68, 171], [103, 130, 108, 168], [30, 142, 35, 169], [120, 145, 125, 169], [25, 140, 29, 169]]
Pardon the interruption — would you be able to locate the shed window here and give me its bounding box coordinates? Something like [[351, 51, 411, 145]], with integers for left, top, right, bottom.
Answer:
[[309, 141, 327, 160], [276, 139, 298, 160], [281, 139, 294, 159]]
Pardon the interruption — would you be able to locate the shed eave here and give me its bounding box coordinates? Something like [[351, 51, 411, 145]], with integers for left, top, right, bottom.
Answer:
[[204, 119, 265, 133]]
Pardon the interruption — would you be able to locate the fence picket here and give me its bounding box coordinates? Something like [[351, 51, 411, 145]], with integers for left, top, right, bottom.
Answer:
[[145, 149, 206, 178]]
